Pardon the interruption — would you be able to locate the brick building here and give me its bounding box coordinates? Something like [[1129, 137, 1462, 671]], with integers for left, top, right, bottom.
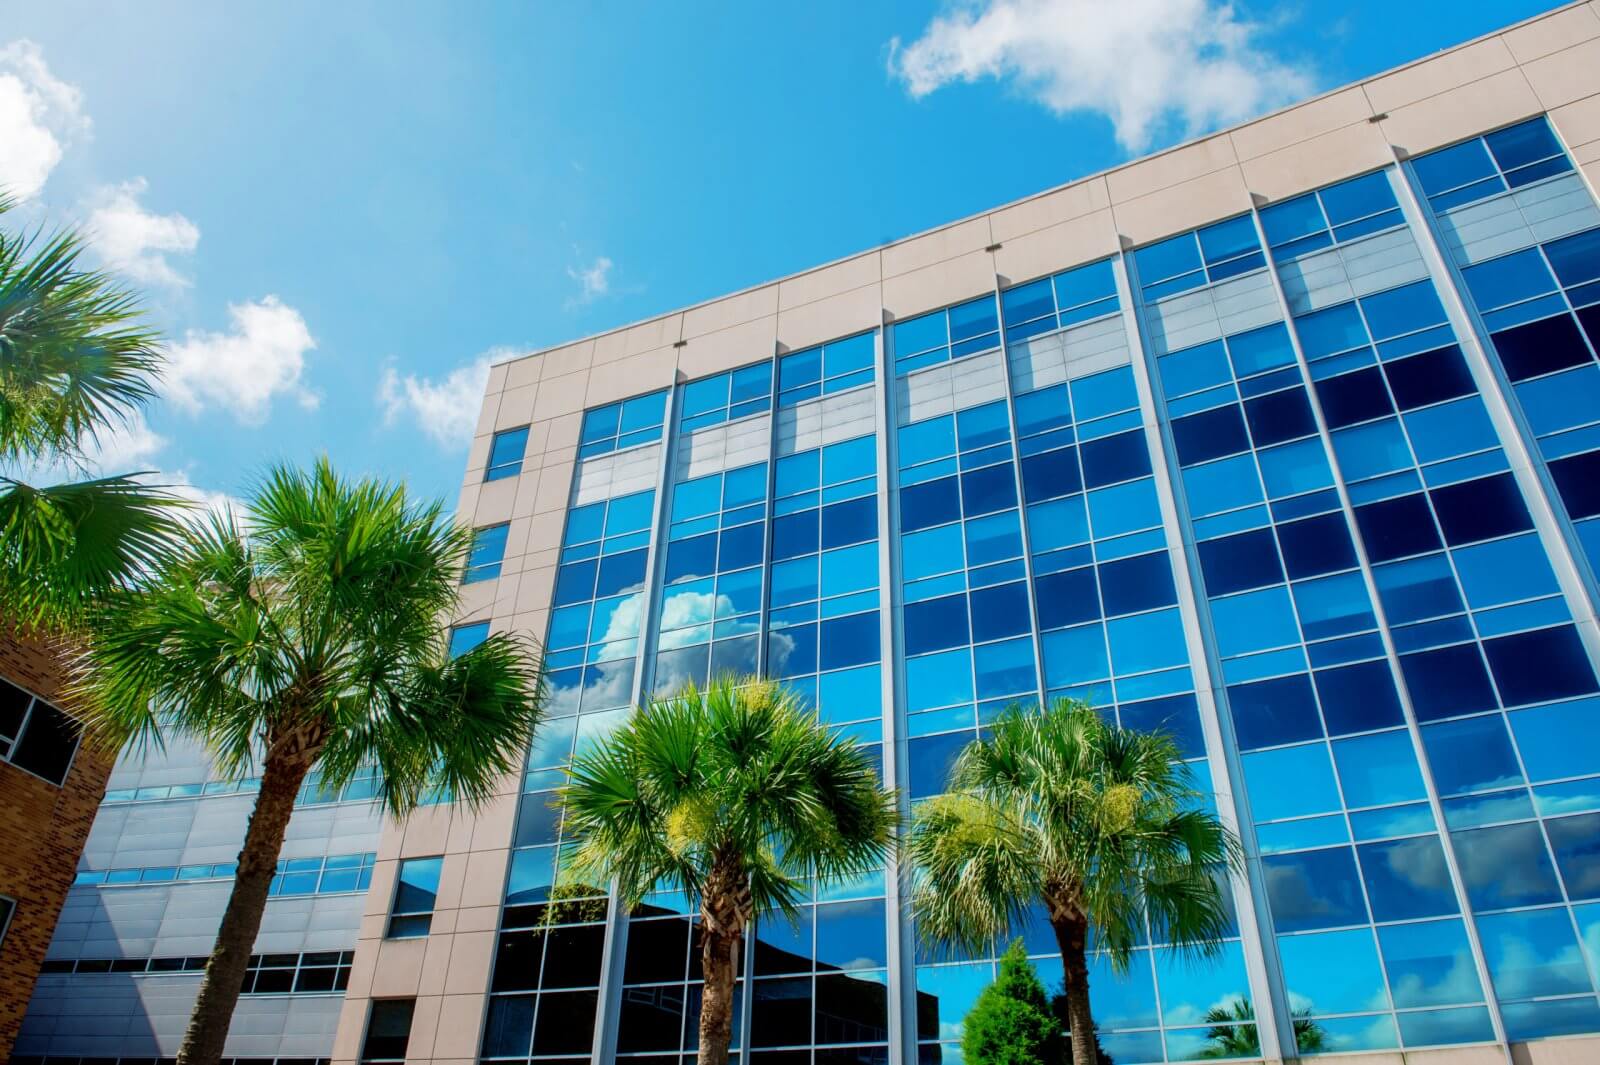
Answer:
[[0, 629, 113, 1060]]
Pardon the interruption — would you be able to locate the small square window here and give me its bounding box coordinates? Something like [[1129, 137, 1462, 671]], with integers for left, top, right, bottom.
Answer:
[[485, 426, 529, 481]]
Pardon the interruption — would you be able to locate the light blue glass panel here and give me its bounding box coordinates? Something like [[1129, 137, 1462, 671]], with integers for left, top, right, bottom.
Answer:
[[1245, 743, 1341, 822], [1334, 730, 1427, 808], [907, 649, 975, 712], [1027, 495, 1091, 551], [1183, 454, 1264, 516], [1106, 609, 1186, 675], [1258, 438, 1334, 498], [1211, 587, 1301, 657], [1088, 479, 1162, 538], [1377, 919, 1485, 1008], [1278, 928, 1392, 1015], [1155, 941, 1251, 1027], [1041, 624, 1110, 688]]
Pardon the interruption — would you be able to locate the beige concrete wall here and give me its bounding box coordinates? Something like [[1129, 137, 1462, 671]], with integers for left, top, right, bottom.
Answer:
[[331, 4, 1600, 1062]]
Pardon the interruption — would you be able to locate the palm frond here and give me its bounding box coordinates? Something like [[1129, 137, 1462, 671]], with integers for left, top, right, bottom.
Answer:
[[0, 475, 187, 629]]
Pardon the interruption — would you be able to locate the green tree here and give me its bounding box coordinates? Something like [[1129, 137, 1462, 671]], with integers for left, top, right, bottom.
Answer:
[[0, 192, 183, 629], [76, 459, 545, 1065], [560, 676, 897, 1065], [962, 939, 1065, 1065], [908, 700, 1241, 1065]]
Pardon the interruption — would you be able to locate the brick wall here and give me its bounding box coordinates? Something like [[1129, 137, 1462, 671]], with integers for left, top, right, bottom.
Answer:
[[0, 627, 113, 1060]]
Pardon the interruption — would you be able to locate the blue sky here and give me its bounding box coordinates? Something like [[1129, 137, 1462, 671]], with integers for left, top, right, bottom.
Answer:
[[3, 0, 1555, 509]]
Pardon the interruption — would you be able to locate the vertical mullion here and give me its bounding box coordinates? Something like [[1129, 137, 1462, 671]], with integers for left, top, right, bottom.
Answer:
[[1387, 151, 1600, 638], [591, 377, 683, 1065], [877, 313, 920, 1061], [1242, 201, 1513, 1057], [1117, 248, 1290, 1063]]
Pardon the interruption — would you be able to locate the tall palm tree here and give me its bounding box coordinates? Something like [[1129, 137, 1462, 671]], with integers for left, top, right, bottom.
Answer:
[[76, 459, 545, 1065], [908, 699, 1241, 1065], [560, 677, 897, 1065], [0, 191, 183, 630]]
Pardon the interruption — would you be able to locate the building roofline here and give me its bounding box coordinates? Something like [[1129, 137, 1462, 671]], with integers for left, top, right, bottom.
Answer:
[[495, 0, 1585, 370]]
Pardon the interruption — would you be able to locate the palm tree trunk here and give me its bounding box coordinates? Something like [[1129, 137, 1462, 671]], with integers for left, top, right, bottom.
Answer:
[[698, 924, 741, 1065], [175, 745, 313, 1065], [1049, 910, 1098, 1065]]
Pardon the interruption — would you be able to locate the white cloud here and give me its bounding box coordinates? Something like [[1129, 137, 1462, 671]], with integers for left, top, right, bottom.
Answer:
[[84, 178, 200, 288], [81, 408, 167, 473], [566, 255, 613, 306], [166, 296, 318, 424], [0, 39, 89, 200], [888, 0, 1313, 152], [377, 349, 509, 450]]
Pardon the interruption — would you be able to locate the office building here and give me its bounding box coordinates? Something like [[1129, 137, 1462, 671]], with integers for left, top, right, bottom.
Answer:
[[21, 3, 1600, 1063]]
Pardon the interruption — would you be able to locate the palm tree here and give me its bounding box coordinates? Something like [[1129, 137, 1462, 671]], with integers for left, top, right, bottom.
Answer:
[[1196, 997, 1326, 1058], [75, 459, 545, 1065], [908, 699, 1241, 1065], [560, 676, 897, 1065], [0, 191, 183, 630]]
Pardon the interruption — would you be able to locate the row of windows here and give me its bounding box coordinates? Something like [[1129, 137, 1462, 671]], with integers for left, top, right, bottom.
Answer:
[[99, 764, 450, 808], [72, 852, 375, 894], [39, 950, 355, 994]]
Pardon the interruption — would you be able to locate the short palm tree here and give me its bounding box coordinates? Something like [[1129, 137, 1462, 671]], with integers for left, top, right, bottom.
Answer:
[[908, 699, 1241, 1065], [560, 677, 897, 1065], [1197, 997, 1326, 1058], [76, 459, 545, 1065], [0, 191, 183, 630]]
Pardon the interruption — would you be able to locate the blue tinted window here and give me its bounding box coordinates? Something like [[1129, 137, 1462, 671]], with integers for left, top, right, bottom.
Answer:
[[1245, 741, 1340, 821], [1315, 661, 1405, 735], [1359, 837, 1459, 920], [1423, 714, 1523, 796], [1333, 730, 1425, 807], [1228, 674, 1321, 750], [486, 427, 530, 481], [1378, 919, 1484, 1007], [449, 622, 490, 658], [1080, 431, 1150, 487], [464, 524, 509, 583], [894, 296, 998, 371], [1262, 847, 1370, 932], [1453, 822, 1564, 910], [1484, 626, 1599, 707], [579, 390, 668, 457], [1400, 644, 1498, 722], [1198, 529, 1283, 596]]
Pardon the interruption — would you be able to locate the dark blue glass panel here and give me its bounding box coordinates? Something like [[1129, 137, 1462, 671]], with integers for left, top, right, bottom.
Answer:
[[1453, 822, 1564, 910], [1373, 554, 1462, 625], [1546, 812, 1600, 900], [1400, 644, 1498, 721], [901, 478, 961, 533], [1412, 139, 1498, 199], [1002, 277, 1054, 326], [1491, 315, 1593, 382], [554, 560, 598, 606], [1423, 714, 1524, 796], [1429, 474, 1532, 546], [949, 295, 999, 343], [1244, 387, 1317, 447], [821, 497, 877, 550], [1321, 170, 1399, 224], [1098, 552, 1176, 616], [769, 624, 818, 678], [1262, 847, 1370, 932], [1545, 228, 1600, 288], [779, 347, 822, 391], [904, 595, 970, 655], [596, 548, 649, 597], [1198, 529, 1284, 596], [909, 730, 974, 800], [1384, 346, 1474, 411], [960, 464, 1018, 517], [819, 613, 879, 671], [1354, 494, 1442, 563], [1277, 512, 1358, 579], [771, 510, 819, 561], [1020, 448, 1082, 503], [1199, 215, 1261, 267], [1314, 660, 1405, 735], [1134, 232, 1201, 286], [1034, 567, 1101, 630], [1120, 694, 1205, 759], [1315, 367, 1395, 429], [665, 535, 717, 584], [1172, 405, 1249, 466], [1358, 837, 1459, 921], [1228, 673, 1323, 750], [1484, 626, 1599, 706], [1079, 431, 1151, 487], [970, 582, 1032, 642], [1551, 450, 1600, 518], [1485, 117, 1566, 172], [719, 523, 766, 572]]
